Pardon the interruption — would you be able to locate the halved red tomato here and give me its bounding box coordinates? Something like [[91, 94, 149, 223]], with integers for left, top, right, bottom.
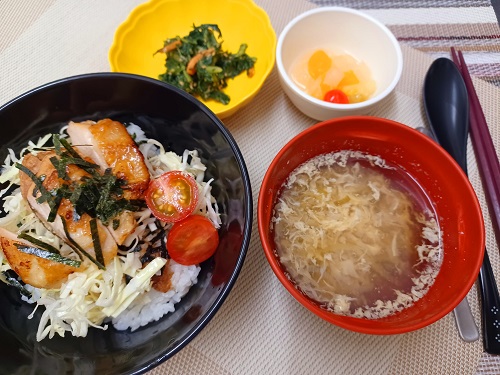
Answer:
[[145, 171, 199, 223], [166, 215, 219, 265]]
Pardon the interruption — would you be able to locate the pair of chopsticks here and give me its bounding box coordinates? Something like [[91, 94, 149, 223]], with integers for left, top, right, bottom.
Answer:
[[450, 48, 500, 247], [450, 48, 500, 354]]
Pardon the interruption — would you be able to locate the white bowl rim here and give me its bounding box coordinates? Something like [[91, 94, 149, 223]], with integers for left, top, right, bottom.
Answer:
[[276, 6, 403, 110]]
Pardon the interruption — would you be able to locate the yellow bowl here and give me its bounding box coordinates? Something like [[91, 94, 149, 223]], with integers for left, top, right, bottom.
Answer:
[[109, 0, 276, 119]]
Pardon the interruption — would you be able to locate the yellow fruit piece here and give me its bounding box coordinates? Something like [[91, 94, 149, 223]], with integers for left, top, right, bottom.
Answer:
[[320, 82, 333, 97], [308, 50, 332, 80], [338, 70, 360, 88], [347, 93, 368, 103]]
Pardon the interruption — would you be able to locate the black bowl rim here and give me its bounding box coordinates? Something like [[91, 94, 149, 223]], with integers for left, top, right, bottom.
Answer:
[[0, 72, 253, 374]]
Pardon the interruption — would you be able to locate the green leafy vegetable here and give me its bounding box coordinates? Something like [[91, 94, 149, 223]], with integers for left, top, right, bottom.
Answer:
[[156, 24, 256, 104]]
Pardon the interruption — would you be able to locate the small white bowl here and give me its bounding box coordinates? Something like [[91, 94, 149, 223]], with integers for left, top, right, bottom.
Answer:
[[276, 7, 403, 120]]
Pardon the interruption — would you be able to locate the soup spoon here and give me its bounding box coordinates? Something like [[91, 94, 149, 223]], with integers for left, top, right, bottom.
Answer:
[[424, 57, 500, 352], [417, 127, 478, 342], [422, 58, 478, 342]]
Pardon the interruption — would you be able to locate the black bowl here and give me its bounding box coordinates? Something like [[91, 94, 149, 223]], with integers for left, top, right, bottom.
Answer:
[[0, 73, 252, 374]]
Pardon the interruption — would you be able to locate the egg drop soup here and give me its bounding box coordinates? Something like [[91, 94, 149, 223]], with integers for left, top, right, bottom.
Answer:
[[272, 150, 443, 319]]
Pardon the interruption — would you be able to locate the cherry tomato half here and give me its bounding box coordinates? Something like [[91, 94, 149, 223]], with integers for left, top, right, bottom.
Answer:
[[323, 89, 349, 104], [145, 171, 199, 223], [166, 215, 219, 265]]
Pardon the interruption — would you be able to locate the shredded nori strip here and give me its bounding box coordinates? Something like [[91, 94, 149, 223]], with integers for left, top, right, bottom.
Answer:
[[89, 218, 105, 266], [53, 133, 62, 155], [61, 216, 105, 270], [119, 242, 142, 253], [49, 155, 99, 181], [58, 167, 145, 225], [16, 162, 61, 223], [18, 232, 61, 254], [50, 155, 68, 180], [15, 163, 58, 220], [2, 270, 32, 298], [15, 243, 81, 268], [51, 134, 99, 177], [47, 193, 63, 223], [56, 135, 83, 159], [140, 227, 168, 264]]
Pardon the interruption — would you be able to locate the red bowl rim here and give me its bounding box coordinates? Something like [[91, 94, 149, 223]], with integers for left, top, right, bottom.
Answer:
[[257, 115, 485, 335]]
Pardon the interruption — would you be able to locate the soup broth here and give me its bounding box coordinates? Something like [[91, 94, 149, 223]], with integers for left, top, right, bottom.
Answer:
[[272, 150, 443, 319]]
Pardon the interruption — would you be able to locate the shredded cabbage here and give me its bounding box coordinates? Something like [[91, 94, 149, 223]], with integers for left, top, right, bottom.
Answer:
[[102, 257, 166, 318], [27, 256, 164, 341]]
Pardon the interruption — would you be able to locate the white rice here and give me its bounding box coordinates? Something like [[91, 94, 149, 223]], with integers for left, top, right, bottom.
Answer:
[[112, 261, 200, 331]]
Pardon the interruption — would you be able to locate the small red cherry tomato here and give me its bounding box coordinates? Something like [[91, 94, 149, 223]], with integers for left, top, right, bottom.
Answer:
[[323, 89, 349, 104], [145, 171, 199, 223], [167, 215, 219, 265]]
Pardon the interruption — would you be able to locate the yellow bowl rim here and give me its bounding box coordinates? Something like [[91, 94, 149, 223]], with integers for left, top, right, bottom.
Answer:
[[108, 0, 277, 119]]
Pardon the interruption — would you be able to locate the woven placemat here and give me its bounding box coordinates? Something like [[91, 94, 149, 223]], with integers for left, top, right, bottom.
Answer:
[[1, 0, 499, 374], [311, 0, 500, 89], [152, 0, 500, 373]]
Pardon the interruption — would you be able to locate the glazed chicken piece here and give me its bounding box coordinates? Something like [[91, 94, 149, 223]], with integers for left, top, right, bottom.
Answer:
[[107, 211, 137, 246], [152, 259, 174, 293], [0, 228, 82, 289], [67, 119, 149, 245], [66, 119, 150, 200], [19, 151, 118, 266], [1, 151, 83, 288], [19, 151, 51, 198]]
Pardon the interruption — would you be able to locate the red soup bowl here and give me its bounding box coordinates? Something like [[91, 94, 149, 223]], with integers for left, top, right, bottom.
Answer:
[[257, 116, 484, 335]]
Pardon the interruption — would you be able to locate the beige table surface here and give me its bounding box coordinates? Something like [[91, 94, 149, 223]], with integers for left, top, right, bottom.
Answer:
[[1, 0, 500, 374]]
